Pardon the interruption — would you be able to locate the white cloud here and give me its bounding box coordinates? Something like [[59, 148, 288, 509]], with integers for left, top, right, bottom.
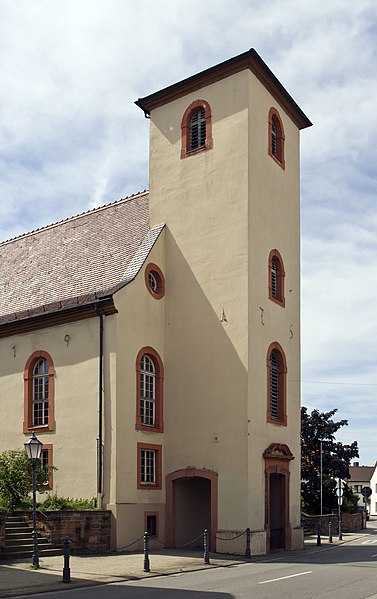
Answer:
[[0, 0, 377, 462]]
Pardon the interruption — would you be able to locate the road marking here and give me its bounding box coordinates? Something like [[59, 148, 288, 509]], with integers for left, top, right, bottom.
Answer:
[[259, 571, 313, 584]]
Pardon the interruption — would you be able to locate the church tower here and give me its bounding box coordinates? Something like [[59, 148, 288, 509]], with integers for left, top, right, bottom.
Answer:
[[136, 49, 311, 553]]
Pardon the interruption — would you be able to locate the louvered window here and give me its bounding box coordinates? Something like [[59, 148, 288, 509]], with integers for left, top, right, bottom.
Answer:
[[189, 108, 206, 151], [140, 355, 155, 426], [269, 250, 285, 306], [33, 358, 49, 426], [268, 108, 285, 168], [270, 350, 279, 420], [271, 119, 277, 156], [271, 258, 277, 297]]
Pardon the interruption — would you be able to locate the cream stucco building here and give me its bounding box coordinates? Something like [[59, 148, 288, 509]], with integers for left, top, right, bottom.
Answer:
[[0, 50, 311, 554]]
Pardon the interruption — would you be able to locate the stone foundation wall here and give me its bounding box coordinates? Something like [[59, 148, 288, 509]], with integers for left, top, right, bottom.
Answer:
[[18, 510, 112, 552], [301, 512, 363, 535]]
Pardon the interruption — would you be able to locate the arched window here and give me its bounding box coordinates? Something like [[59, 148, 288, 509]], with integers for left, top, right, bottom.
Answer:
[[181, 100, 212, 159], [268, 249, 285, 306], [268, 108, 285, 168], [33, 359, 49, 426], [23, 351, 55, 433], [136, 347, 164, 432], [266, 343, 287, 425]]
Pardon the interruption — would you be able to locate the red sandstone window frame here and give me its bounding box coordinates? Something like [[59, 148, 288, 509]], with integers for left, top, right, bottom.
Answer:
[[181, 99, 213, 159], [23, 350, 55, 433], [268, 249, 285, 307], [135, 347, 164, 432], [145, 263, 165, 299], [268, 107, 285, 169], [144, 511, 159, 538], [41, 444, 53, 490], [137, 443, 162, 490], [266, 342, 287, 426]]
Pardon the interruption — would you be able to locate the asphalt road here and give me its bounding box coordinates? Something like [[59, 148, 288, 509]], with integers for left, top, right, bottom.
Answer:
[[15, 523, 377, 599]]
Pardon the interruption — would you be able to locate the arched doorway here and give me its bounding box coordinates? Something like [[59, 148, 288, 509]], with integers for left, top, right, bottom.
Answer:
[[166, 468, 218, 551], [264, 443, 294, 552]]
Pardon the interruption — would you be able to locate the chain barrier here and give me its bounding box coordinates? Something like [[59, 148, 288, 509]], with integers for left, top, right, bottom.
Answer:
[[152, 531, 205, 549], [209, 529, 247, 541], [97, 527, 251, 560], [118, 534, 145, 551]]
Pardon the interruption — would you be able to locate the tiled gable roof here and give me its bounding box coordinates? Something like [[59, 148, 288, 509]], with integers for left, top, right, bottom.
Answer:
[[347, 465, 375, 483], [0, 191, 163, 325]]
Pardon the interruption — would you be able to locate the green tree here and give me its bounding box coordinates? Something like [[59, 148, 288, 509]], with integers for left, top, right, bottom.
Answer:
[[0, 449, 51, 511], [301, 407, 359, 515]]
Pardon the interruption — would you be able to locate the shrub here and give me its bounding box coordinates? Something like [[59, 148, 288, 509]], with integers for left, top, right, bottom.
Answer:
[[0, 449, 51, 511], [38, 495, 97, 510]]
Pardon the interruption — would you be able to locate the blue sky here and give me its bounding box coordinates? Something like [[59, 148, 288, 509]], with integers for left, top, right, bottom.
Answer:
[[1, 0, 376, 464]]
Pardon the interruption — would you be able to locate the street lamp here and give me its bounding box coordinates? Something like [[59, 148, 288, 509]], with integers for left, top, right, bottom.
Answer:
[[319, 439, 323, 516], [24, 432, 43, 568]]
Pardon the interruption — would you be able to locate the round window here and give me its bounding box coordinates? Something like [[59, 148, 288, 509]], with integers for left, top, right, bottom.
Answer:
[[145, 263, 165, 299]]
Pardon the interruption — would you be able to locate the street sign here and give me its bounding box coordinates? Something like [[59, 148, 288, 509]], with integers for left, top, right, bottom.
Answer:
[[336, 479, 345, 497], [362, 487, 372, 498]]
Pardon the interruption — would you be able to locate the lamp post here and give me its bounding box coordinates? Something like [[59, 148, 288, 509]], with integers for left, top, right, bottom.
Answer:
[[319, 439, 323, 516], [24, 432, 43, 568]]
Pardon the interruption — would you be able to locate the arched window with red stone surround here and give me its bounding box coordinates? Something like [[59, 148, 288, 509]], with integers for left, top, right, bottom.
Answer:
[[181, 100, 213, 159], [266, 342, 287, 425], [268, 107, 285, 168], [268, 249, 285, 306], [135, 347, 164, 432], [23, 350, 55, 433]]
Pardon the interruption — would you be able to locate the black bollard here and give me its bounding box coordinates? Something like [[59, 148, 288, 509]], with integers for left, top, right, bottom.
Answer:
[[143, 532, 150, 572], [339, 519, 342, 541], [316, 522, 321, 546], [245, 527, 251, 559], [329, 521, 333, 543], [62, 537, 71, 583], [203, 529, 210, 565]]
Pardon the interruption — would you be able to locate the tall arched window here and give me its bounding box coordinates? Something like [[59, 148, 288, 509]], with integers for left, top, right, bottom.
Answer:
[[136, 347, 164, 432], [268, 108, 285, 168], [23, 350, 55, 433], [266, 343, 287, 425], [140, 355, 156, 426], [268, 249, 285, 306], [181, 100, 212, 159], [33, 359, 49, 426]]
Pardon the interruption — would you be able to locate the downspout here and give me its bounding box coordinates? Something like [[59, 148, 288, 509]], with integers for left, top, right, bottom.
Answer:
[[96, 305, 104, 505]]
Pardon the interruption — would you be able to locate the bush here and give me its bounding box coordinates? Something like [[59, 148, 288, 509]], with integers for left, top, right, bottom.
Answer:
[[0, 449, 51, 511], [38, 494, 97, 510]]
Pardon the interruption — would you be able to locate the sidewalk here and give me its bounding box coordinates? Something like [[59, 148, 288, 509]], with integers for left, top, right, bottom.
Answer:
[[0, 530, 368, 598]]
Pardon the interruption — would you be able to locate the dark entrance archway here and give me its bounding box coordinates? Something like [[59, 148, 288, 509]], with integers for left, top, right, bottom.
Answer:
[[269, 473, 285, 549], [166, 468, 218, 551], [263, 443, 294, 552]]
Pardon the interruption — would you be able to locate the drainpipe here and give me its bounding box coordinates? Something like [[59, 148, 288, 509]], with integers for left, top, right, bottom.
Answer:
[[95, 305, 104, 506]]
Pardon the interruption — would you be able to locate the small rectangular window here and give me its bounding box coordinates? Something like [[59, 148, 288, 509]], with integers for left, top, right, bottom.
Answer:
[[137, 443, 162, 490], [141, 449, 156, 485], [147, 514, 157, 537]]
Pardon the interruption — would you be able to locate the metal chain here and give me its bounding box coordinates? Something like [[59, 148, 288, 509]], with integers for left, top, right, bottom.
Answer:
[[153, 531, 205, 549], [118, 534, 145, 551], [210, 529, 247, 541]]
